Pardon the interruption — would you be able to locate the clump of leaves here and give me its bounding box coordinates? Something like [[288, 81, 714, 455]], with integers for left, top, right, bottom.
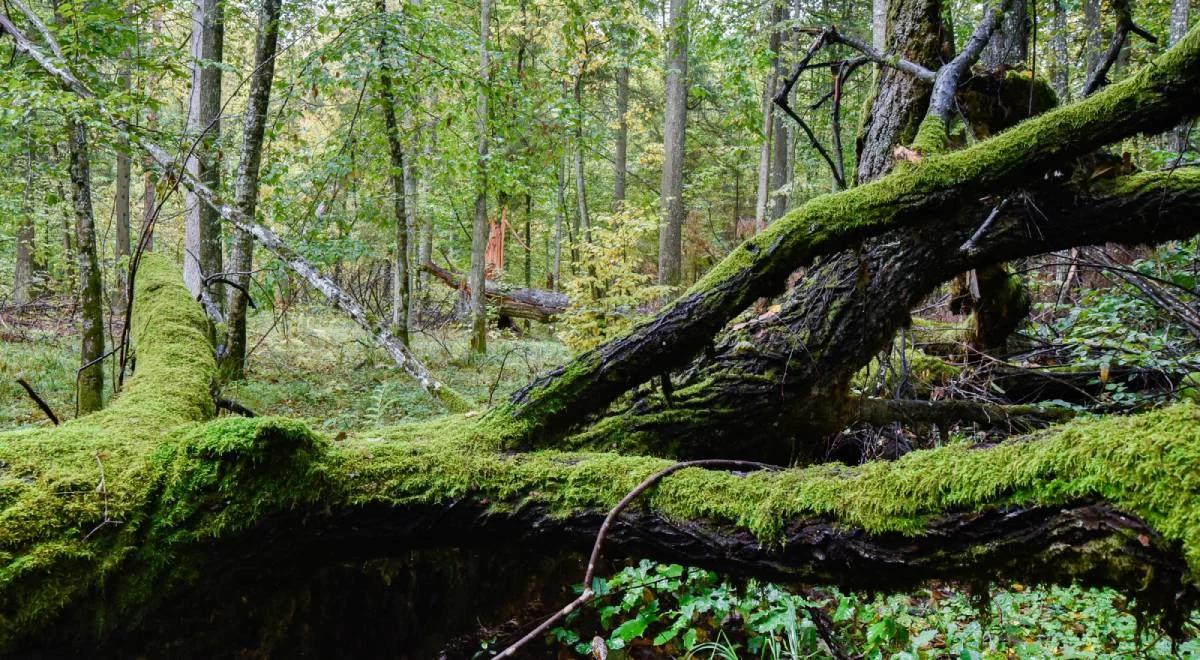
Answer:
[[558, 206, 671, 353]]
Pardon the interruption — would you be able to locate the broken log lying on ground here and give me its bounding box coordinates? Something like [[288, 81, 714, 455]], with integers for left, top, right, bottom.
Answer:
[[421, 261, 569, 323], [2, 255, 1199, 653]]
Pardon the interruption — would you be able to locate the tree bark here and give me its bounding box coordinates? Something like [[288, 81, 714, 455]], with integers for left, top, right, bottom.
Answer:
[[113, 12, 132, 313], [224, 0, 282, 380], [1172, 0, 1192, 152], [183, 0, 225, 310], [855, 0, 944, 183], [13, 141, 38, 306], [1051, 0, 1069, 101], [68, 120, 104, 414], [378, 0, 410, 347], [657, 0, 688, 286], [613, 65, 629, 210], [573, 72, 590, 242], [753, 0, 784, 229], [469, 0, 493, 355], [587, 169, 1200, 461], [980, 0, 1028, 70]]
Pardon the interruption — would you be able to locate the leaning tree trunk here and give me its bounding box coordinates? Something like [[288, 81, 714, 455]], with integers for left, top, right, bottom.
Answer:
[[224, 0, 283, 380], [2, 254, 1199, 653], [501, 24, 1200, 449]]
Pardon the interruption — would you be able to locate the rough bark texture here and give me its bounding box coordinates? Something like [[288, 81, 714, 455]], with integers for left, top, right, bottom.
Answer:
[[1051, 0, 1069, 101], [182, 0, 224, 307], [68, 120, 104, 415], [1171, 0, 1192, 152], [224, 0, 282, 380], [658, 0, 688, 285], [581, 170, 1200, 461], [980, 0, 1028, 70], [855, 0, 944, 183]]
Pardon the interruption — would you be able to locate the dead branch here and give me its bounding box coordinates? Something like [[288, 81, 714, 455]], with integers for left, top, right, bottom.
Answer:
[[15, 378, 59, 425]]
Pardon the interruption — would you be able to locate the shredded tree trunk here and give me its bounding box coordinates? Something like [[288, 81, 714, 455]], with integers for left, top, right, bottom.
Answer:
[[422, 261, 568, 322]]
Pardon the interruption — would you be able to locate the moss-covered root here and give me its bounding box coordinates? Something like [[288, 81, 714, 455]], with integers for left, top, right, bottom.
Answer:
[[0, 253, 216, 648], [504, 25, 1200, 449]]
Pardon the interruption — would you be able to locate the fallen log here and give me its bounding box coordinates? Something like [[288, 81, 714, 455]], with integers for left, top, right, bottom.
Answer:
[[2, 256, 1199, 651], [421, 261, 568, 323]]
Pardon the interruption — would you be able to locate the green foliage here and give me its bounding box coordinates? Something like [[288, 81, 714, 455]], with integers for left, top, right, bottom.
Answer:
[[558, 206, 671, 352], [550, 562, 1200, 658]]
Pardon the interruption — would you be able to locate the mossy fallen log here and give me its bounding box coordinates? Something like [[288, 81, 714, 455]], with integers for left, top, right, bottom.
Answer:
[[4, 257, 1200, 650]]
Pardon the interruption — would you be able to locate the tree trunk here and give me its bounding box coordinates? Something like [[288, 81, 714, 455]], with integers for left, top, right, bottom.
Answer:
[[552, 152, 566, 291], [1051, 0, 1069, 101], [469, 0, 492, 355], [113, 16, 132, 314], [1172, 0, 1192, 152], [573, 72, 590, 242], [657, 0, 688, 286], [587, 169, 1200, 462], [13, 141, 37, 306], [183, 0, 224, 310], [855, 0, 944, 183], [1084, 0, 1103, 80], [613, 65, 629, 210], [980, 0, 1028, 70], [753, 1, 783, 230], [68, 120, 104, 415], [379, 0, 410, 347], [872, 0, 887, 49], [223, 0, 282, 380], [422, 261, 568, 322]]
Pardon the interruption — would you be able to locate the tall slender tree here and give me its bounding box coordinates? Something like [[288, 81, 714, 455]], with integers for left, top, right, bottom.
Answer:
[[378, 0, 410, 346], [613, 64, 629, 210], [658, 0, 688, 286], [68, 120, 104, 414], [13, 140, 38, 306], [224, 0, 283, 379], [1171, 0, 1192, 152], [469, 0, 493, 354], [754, 0, 783, 230], [183, 0, 225, 308]]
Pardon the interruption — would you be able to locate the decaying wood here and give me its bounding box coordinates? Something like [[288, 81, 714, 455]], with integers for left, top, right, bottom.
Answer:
[[421, 261, 569, 323]]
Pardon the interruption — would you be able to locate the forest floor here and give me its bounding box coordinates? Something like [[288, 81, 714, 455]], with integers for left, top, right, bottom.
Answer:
[[2, 306, 1199, 658]]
